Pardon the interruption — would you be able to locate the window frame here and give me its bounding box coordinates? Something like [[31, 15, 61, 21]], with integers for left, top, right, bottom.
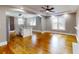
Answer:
[[51, 15, 66, 31], [18, 17, 25, 25], [27, 17, 36, 26]]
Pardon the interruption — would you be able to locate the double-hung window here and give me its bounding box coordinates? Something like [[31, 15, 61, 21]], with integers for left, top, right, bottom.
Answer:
[[27, 17, 36, 26], [18, 18, 24, 25], [51, 15, 65, 30]]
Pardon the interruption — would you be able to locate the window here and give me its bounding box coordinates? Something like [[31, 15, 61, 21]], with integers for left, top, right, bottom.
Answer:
[[27, 17, 36, 26], [58, 16, 65, 30], [52, 16, 58, 29], [51, 15, 65, 30], [18, 18, 24, 25]]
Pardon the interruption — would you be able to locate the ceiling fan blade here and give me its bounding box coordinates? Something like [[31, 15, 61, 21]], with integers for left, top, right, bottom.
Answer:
[[50, 7, 54, 10], [42, 7, 46, 9], [49, 10, 55, 12], [46, 5, 49, 9]]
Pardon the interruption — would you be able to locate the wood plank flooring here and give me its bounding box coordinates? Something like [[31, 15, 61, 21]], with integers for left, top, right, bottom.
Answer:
[[0, 32, 77, 54]]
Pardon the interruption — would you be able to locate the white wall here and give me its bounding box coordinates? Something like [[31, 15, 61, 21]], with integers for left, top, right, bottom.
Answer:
[[36, 14, 76, 34], [76, 8, 79, 42], [14, 13, 76, 35], [0, 6, 8, 46], [76, 9, 79, 26], [14, 17, 20, 34]]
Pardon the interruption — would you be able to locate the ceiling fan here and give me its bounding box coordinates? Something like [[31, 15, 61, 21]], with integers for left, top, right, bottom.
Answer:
[[41, 5, 54, 12], [41, 5, 72, 16]]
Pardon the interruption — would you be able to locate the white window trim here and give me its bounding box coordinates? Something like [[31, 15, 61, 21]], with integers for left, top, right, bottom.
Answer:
[[52, 15, 66, 31]]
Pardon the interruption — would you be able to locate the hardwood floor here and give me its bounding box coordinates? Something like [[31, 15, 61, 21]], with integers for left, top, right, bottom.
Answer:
[[0, 32, 77, 54]]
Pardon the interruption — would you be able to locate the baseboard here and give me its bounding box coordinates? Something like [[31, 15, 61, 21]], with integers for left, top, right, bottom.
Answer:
[[32, 30, 42, 32], [33, 30, 76, 36], [0, 41, 7, 46], [33, 30, 53, 33], [54, 32, 76, 36]]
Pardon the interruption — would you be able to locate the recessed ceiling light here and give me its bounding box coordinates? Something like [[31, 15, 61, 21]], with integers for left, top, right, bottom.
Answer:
[[46, 10, 49, 13]]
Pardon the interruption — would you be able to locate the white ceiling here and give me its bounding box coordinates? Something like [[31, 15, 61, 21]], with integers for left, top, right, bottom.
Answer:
[[6, 5, 79, 17], [10, 5, 78, 13], [6, 11, 37, 18]]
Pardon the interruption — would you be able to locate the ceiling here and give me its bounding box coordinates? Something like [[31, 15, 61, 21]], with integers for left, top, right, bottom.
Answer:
[[7, 5, 79, 17], [10, 5, 78, 13]]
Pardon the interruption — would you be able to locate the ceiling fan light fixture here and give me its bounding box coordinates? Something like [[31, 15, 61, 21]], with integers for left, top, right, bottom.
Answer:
[[46, 10, 49, 13], [41, 5, 54, 13]]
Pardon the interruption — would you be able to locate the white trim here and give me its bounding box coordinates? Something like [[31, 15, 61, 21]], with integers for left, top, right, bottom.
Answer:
[[33, 30, 53, 33], [32, 30, 42, 32], [53, 32, 76, 36], [33, 30, 76, 36], [0, 41, 7, 46]]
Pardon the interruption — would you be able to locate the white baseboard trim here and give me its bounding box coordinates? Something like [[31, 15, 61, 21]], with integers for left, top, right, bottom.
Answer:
[[54, 32, 76, 36], [32, 30, 42, 32], [0, 41, 7, 46], [33, 30, 76, 36], [33, 30, 54, 33]]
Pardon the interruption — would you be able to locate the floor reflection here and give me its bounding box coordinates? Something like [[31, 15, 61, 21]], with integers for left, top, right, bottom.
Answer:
[[32, 33, 77, 54], [0, 32, 77, 54], [32, 34, 37, 46]]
